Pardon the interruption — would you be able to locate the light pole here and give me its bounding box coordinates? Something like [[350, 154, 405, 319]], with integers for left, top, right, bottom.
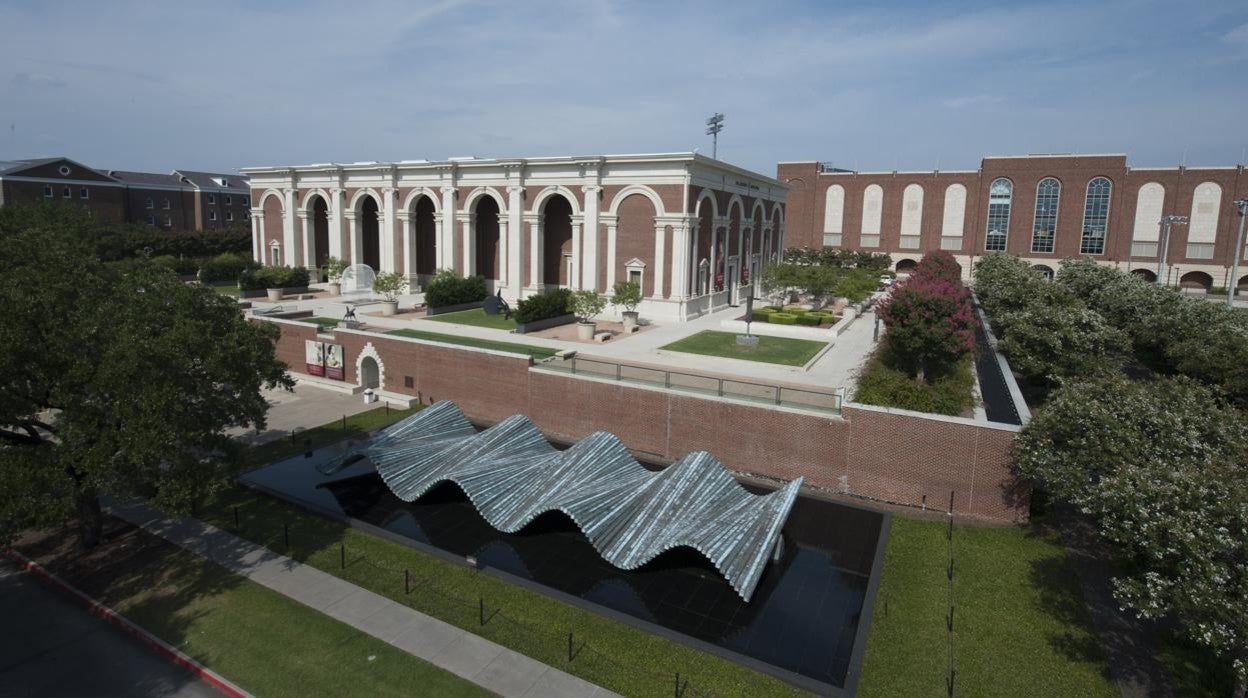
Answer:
[[1229, 199, 1248, 306], [1157, 214, 1189, 286], [705, 113, 724, 160]]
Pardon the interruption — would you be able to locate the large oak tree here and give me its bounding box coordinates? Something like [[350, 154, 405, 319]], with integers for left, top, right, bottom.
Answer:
[[0, 203, 291, 547]]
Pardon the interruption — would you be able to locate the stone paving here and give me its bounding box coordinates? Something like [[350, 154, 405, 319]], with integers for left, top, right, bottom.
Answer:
[[108, 500, 619, 698]]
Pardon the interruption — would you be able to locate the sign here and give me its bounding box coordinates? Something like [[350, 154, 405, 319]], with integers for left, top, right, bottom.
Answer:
[[324, 343, 345, 381], [305, 340, 325, 377]]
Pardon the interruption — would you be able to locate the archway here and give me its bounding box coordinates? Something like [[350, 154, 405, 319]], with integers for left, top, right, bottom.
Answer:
[[896, 259, 918, 273], [413, 196, 437, 277], [1032, 264, 1055, 280], [310, 195, 330, 271], [475, 196, 500, 281], [695, 195, 715, 296], [360, 356, 380, 389], [1238, 274, 1248, 294], [359, 196, 381, 271], [543, 195, 573, 286], [1130, 268, 1157, 282], [1179, 271, 1213, 293]]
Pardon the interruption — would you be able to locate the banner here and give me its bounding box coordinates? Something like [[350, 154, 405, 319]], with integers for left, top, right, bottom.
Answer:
[[305, 340, 325, 376], [325, 343, 345, 381]]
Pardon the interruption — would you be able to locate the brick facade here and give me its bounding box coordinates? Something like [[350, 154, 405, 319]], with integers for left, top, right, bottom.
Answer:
[[268, 319, 1027, 523]]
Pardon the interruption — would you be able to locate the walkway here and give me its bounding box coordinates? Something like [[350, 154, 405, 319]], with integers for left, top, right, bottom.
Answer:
[[0, 560, 220, 698], [107, 500, 618, 698]]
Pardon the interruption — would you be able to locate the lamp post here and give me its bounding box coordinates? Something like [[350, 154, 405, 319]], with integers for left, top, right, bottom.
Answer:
[[705, 113, 725, 160], [1156, 215, 1189, 286], [1229, 199, 1248, 306]]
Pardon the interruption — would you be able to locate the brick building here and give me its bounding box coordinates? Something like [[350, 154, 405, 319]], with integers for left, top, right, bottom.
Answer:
[[0, 156, 251, 231], [779, 154, 1248, 291], [242, 153, 787, 322]]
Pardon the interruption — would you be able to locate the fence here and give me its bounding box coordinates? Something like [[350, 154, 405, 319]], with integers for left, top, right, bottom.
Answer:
[[226, 501, 721, 697], [534, 355, 842, 415]]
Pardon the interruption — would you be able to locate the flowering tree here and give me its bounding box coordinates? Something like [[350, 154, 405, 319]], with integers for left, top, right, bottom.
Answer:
[[911, 249, 963, 285], [995, 304, 1129, 393], [1016, 376, 1248, 692], [877, 275, 976, 381]]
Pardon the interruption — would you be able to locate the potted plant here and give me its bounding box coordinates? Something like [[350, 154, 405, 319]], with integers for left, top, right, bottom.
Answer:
[[372, 271, 408, 316], [262, 268, 284, 302], [611, 280, 642, 331], [568, 289, 606, 341], [324, 257, 348, 296]]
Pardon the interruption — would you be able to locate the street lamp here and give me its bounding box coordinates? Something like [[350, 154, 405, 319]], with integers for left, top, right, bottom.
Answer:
[[705, 113, 725, 160], [1229, 199, 1248, 306], [1157, 214, 1189, 286]]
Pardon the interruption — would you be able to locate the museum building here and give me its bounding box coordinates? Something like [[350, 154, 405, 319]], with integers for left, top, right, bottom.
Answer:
[[242, 153, 787, 321], [779, 154, 1248, 290]]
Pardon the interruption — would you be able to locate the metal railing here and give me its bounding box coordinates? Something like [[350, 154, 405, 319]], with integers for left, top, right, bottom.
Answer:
[[535, 356, 842, 414]]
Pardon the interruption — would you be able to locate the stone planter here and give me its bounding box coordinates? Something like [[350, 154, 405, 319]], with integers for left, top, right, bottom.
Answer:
[[327, 282, 341, 296], [266, 288, 283, 302], [514, 313, 576, 334], [425, 300, 485, 316], [576, 321, 596, 341], [622, 310, 639, 331], [380, 300, 398, 316]]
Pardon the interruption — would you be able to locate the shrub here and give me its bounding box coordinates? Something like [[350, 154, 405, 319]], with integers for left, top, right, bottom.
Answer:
[[769, 313, 797, 325], [514, 288, 572, 324], [796, 314, 821, 326], [854, 352, 975, 416], [611, 281, 642, 313], [807, 311, 836, 325], [238, 265, 310, 291], [372, 271, 408, 302], [197, 252, 257, 283], [568, 290, 606, 323], [878, 275, 976, 380], [324, 256, 349, 282], [151, 255, 199, 276], [424, 269, 487, 308]]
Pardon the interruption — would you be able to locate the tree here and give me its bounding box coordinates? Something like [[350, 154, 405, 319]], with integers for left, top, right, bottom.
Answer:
[[567, 290, 606, 323], [611, 281, 642, 313], [372, 271, 408, 302], [912, 249, 963, 284], [995, 304, 1129, 393], [0, 204, 292, 547], [878, 276, 976, 380], [1016, 375, 1248, 692]]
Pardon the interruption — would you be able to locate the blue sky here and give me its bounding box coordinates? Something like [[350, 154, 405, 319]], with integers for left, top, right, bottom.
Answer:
[[1, 0, 1246, 176]]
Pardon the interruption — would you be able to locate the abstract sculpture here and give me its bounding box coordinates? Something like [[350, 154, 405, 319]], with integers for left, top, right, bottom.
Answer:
[[341, 401, 802, 601]]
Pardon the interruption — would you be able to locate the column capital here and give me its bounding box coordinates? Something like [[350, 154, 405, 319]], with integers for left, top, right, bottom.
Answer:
[[343, 210, 357, 221], [455, 211, 474, 223], [440, 185, 457, 194], [296, 210, 310, 219], [396, 211, 411, 221], [522, 212, 542, 224], [507, 185, 525, 194], [599, 214, 619, 225], [581, 185, 602, 194]]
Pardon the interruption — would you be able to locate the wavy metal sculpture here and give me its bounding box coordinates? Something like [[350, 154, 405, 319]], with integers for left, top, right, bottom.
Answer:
[[346, 401, 802, 601]]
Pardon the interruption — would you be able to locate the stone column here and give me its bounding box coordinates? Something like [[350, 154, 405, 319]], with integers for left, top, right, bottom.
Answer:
[[603, 214, 618, 291], [344, 210, 360, 265], [398, 210, 417, 284], [526, 215, 543, 289], [581, 186, 601, 291], [298, 211, 314, 269], [506, 186, 524, 299], [668, 218, 690, 300], [652, 223, 666, 299], [570, 216, 583, 290], [381, 188, 397, 273], [329, 188, 345, 259], [498, 217, 509, 286], [282, 188, 299, 266], [458, 213, 475, 277], [440, 186, 457, 270], [250, 212, 262, 264]]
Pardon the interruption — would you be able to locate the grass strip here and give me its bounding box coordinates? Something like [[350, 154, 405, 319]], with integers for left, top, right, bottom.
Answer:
[[659, 330, 825, 366], [386, 328, 556, 360], [424, 308, 518, 331]]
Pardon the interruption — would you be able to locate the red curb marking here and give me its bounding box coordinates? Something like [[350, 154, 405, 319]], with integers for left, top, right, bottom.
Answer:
[[3, 548, 250, 698]]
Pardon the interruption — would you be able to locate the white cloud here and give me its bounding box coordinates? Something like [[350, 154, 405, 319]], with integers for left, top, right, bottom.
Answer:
[[10, 71, 65, 88]]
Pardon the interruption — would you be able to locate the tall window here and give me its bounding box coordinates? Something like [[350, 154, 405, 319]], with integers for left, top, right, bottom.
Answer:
[[80, 187, 89, 200], [162, 199, 170, 210], [145, 198, 154, 210], [43, 185, 53, 198], [985, 178, 1012, 251], [1080, 177, 1111, 255], [1031, 178, 1060, 253]]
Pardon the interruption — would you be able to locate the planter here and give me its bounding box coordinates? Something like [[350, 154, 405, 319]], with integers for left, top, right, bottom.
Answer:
[[576, 321, 596, 341], [327, 282, 341, 296], [380, 300, 398, 316], [266, 288, 283, 302], [622, 310, 639, 331], [239, 286, 310, 299], [425, 300, 485, 316], [515, 313, 577, 334]]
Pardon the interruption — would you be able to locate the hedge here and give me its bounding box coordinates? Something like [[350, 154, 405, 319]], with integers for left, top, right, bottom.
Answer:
[[515, 288, 573, 324], [425, 270, 488, 308], [807, 311, 837, 324], [238, 265, 310, 291], [151, 255, 199, 276], [796, 314, 822, 326], [769, 313, 797, 325], [854, 352, 975, 416], [198, 252, 258, 283]]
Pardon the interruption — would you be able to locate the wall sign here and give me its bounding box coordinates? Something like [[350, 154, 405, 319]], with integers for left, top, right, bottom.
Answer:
[[305, 340, 345, 381]]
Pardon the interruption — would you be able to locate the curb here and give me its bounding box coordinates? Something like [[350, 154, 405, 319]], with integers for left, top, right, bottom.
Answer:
[[2, 548, 252, 698]]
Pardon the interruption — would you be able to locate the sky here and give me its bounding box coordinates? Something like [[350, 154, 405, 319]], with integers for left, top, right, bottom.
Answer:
[[1, 0, 1246, 176]]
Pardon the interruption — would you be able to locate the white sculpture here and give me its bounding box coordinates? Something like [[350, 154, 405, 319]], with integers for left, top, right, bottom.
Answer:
[[339, 264, 376, 299]]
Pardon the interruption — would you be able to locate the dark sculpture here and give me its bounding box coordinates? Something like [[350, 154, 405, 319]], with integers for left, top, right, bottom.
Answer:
[[483, 293, 512, 319]]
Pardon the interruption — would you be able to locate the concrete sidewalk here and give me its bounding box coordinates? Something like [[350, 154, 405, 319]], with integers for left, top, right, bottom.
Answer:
[[108, 500, 618, 698]]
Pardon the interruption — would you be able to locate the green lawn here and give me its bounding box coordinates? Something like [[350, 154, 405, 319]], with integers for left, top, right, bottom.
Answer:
[[859, 516, 1116, 697], [659, 330, 826, 366], [19, 526, 485, 698], [209, 282, 239, 298], [387, 328, 556, 360], [247, 405, 419, 470], [424, 308, 517, 331], [310, 316, 344, 329]]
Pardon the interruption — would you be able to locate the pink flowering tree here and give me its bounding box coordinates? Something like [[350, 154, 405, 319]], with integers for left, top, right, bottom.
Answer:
[[911, 249, 964, 285], [877, 275, 977, 381]]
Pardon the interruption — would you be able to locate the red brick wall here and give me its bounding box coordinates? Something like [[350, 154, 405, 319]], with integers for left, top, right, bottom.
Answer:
[[265, 320, 1028, 523]]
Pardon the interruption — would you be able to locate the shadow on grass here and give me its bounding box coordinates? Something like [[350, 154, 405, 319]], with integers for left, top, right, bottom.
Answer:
[[1028, 554, 1109, 672]]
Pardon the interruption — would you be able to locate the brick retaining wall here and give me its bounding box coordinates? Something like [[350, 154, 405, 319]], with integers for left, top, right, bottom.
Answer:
[[267, 319, 1028, 523]]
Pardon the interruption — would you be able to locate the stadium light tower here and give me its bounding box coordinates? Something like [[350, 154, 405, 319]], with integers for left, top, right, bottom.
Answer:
[[1229, 198, 1248, 306], [705, 113, 725, 160], [1156, 214, 1188, 286]]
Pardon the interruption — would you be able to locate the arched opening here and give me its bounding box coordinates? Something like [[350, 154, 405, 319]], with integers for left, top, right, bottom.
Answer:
[[475, 196, 500, 281], [1179, 271, 1213, 293], [1238, 274, 1248, 294], [359, 196, 381, 271], [1130, 268, 1157, 282], [542, 195, 573, 286], [1032, 264, 1055, 280], [695, 197, 714, 296], [616, 193, 657, 296], [310, 195, 330, 272], [413, 196, 437, 277], [360, 356, 380, 389], [262, 194, 283, 265], [895, 259, 918, 273]]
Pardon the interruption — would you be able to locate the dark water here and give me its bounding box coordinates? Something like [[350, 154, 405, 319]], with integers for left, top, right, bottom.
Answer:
[[243, 447, 884, 690]]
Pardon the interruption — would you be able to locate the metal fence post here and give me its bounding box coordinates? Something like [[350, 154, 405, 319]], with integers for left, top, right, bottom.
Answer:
[[717, 378, 724, 397], [404, 568, 410, 594], [571, 357, 577, 375], [283, 522, 290, 550], [340, 543, 346, 570], [567, 632, 573, 662], [774, 386, 782, 405], [233, 505, 240, 529], [616, 363, 622, 381], [479, 597, 484, 626]]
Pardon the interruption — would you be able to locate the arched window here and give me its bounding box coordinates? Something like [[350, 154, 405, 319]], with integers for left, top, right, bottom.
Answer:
[[1031, 178, 1060, 253], [985, 178, 1012, 251], [1080, 177, 1112, 255]]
